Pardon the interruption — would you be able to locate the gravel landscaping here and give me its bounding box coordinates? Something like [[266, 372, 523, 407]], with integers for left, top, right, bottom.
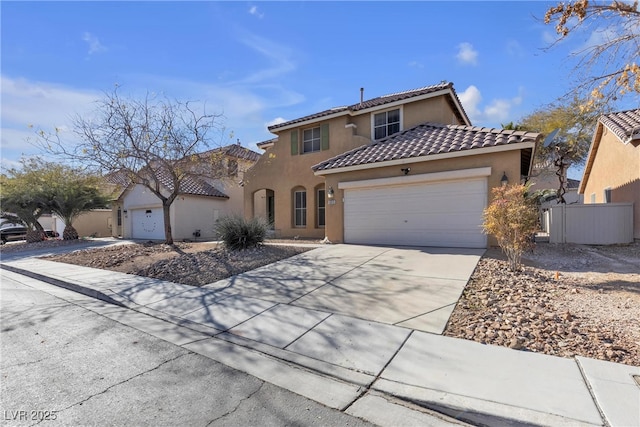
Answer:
[[444, 243, 640, 367], [40, 241, 315, 287]]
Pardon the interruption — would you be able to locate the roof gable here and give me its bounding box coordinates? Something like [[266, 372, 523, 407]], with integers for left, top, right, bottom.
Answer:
[[268, 82, 470, 132], [104, 144, 257, 199], [599, 108, 640, 144], [154, 168, 228, 198], [579, 108, 640, 194], [312, 123, 540, 172], [198, 143, 262, 162]]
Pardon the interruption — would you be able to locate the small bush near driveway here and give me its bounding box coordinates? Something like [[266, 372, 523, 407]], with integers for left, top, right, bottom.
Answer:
[[216, 215, 269, 250], [482, 184, 539, 271]]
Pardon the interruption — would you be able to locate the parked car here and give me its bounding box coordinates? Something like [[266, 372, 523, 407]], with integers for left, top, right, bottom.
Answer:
[[0, 223, 59, 244]]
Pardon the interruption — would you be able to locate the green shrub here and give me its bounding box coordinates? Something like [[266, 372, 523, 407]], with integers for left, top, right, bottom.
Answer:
[[216, 215, 268, 250]]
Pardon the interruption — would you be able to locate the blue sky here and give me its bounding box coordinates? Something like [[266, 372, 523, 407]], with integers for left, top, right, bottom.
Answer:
[[1, 1, 636, 179]]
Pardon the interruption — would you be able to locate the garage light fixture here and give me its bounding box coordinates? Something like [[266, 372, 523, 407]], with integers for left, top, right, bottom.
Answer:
[[327, 187, 335, 199], [501, 172, 509, 186]]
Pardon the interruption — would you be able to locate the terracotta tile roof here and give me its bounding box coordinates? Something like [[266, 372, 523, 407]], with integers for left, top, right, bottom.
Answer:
[[104, 145, 256, 199], [103, 169, 133, 199], [599, 108, 640, 143], [105, 166, 229, 199], [312, 123, 540, 172], [257, 137, 278, 149], [104, 169, 131, 188], [269, 82, 469, 131], [198, 143, 261, 162], [155, 168, 228, 198]]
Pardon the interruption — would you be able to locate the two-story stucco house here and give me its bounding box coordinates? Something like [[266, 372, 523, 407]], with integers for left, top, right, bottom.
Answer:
[[244, 82, 540, 248]]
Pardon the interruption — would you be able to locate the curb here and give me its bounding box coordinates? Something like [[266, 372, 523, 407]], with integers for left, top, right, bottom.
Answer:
[[0, 264, 126, 307]]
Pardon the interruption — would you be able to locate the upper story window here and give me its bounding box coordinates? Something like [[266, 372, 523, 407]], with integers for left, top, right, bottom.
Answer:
[[291, 124, 329, 155], [373, 108, 400, 139], [303, 127, 321, 153]]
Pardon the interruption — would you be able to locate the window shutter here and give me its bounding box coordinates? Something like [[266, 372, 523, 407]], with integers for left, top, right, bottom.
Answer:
[[291, 130, 299, 155], [320, 123, 329, 150]]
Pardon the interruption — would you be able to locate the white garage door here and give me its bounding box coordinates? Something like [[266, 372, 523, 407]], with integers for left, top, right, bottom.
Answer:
[[344, 178, 487, 248], [131, 208, 165, 240]]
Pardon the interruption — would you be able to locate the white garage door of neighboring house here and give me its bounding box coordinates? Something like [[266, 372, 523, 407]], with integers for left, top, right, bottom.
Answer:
[[344, 178, 487, 248], [131, 208, 165, 240]]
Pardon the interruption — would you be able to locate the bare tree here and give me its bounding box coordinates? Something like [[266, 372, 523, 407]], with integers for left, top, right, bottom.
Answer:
[[37, 88, 225, 244], [544, 0, 640, 105]]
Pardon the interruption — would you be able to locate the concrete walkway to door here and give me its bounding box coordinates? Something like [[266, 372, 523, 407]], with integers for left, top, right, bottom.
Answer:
[[203, 244, 484, 334]]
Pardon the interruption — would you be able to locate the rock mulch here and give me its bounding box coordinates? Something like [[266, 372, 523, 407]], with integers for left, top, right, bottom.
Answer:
[[444, 246, 640, 367], [43, 241, 312, 287]]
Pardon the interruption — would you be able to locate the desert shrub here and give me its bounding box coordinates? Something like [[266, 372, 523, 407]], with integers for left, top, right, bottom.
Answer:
[[216, 215, 268, 250], [483, 184, 539, 271]]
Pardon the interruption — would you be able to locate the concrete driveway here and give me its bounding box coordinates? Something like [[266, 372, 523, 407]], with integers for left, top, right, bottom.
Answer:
[[201, 244, 485, 334]]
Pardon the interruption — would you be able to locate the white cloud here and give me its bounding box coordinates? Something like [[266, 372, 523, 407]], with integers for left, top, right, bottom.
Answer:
[[408, 60, 424, 69], [577, 27, 618, 54], [1, 75, 99, 129], [266, 117, 286, 127], [484, 99, 512, 122], [456, 42, 478, 66], [248, 5, 264, 19], [0, 75, 101, 169], [459, 85, 524, 126], [82, 32, 107, 55], [459, 85, 482, 118], [235, 32, 296, 84], [506, 40, 525, 57]]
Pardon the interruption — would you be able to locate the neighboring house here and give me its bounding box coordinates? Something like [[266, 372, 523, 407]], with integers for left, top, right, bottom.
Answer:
[[529, 161, 582, 204], [579, 108, 640, 240], [244, 82, 540, 248], [107, 144, 260, 241]]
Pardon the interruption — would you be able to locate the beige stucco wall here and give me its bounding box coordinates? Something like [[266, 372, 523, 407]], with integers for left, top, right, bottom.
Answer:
[[172, 195, 236, 240], [321, 149, 524, 247], [243, 94, 465, 239], [72, 209, 113, 237], [45, 211, 113, 237], [582, 127, 640, 239]]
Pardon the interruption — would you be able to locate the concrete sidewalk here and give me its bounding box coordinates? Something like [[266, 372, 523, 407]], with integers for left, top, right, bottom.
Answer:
[[2, 244, 638, 426]]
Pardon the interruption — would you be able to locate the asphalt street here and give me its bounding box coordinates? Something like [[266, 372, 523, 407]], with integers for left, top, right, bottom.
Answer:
[[0, 270, 374, 427]]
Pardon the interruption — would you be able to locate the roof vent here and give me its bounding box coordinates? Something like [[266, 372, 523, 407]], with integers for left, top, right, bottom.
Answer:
[[360, 87, 364, 106]]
